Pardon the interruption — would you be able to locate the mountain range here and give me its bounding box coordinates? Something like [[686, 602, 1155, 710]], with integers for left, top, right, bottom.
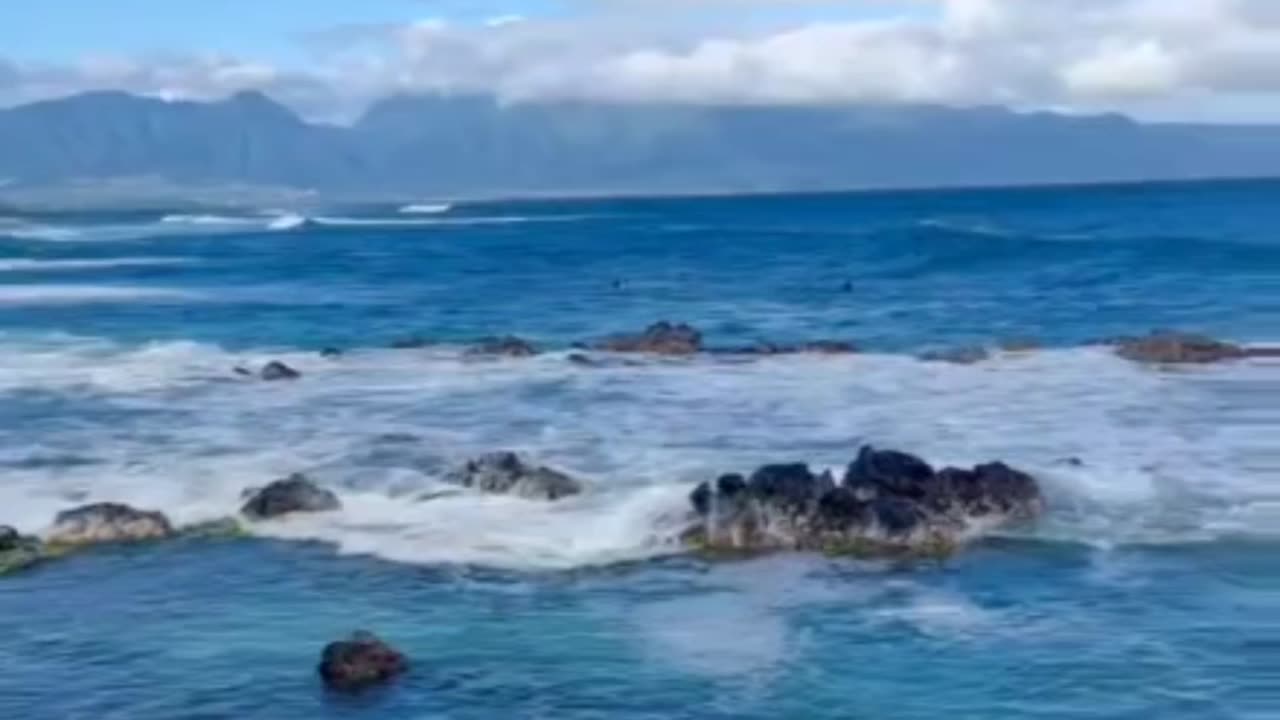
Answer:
[[1, 90, 1278, 197]]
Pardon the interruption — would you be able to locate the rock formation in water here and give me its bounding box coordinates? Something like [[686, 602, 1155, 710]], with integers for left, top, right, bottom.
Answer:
[[595, 322, 703, 355], [1112, 331, 1249, 364], [45, 503, 176, 546], [685, 446, 1043, 557], [318, 631, 409, 693], [241, 474, 341, 519], [444, 452, 585, 501], [466, 336, 540, 357]]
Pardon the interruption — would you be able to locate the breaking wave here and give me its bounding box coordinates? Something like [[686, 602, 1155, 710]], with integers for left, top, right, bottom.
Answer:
[[399, 203, 454, 215], [0, 334, 1274, 570], [0, 257, 192, 273]]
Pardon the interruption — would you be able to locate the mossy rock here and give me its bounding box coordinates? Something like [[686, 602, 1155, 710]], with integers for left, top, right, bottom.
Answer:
[[180, 517, 249, 539], [0, 544, 45, 576], [681, 527, 958, 563]]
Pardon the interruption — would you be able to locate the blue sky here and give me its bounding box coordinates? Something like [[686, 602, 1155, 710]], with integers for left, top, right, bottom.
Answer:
[[1, 1, 1278, 123], [1, 0, 489, 62], [0, 0, 925, 64]]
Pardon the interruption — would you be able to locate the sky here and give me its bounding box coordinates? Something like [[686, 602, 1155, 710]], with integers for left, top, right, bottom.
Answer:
[[3, 0, 1280, 124]]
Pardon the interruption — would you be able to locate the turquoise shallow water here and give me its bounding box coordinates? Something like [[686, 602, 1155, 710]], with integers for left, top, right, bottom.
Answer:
[[0, 180, 1277, 718]]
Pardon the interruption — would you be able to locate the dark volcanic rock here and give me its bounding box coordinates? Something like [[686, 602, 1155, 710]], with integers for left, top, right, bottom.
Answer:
[[241, 474, 341, 519], [318, 631, 408, 693], [467, 335, 539, 357], [687, 446, 1043, 557], [595, 322, 702, 355], [1113, 331, 1248, 365], [445, 452, 584, 501], [47, 503, 175, 546], [260, 360, 302, 381], [844, 446, 936, 500]]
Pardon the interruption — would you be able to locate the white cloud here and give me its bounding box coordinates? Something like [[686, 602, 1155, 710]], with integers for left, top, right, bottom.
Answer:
[[3, 0, 1280, 122], [1064, 41, 1180, 99]]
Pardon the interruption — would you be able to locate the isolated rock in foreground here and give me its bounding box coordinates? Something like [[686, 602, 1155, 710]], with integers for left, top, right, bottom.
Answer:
[[595, 322, 703, 355], [46, 503, 175, 546], [686, 446, 1042, 557], [241, 474, 341, 519], [1112, 331, 1247, 364], [319, 631, 408, 693], [466, 335, 539, 357], [445, 452, 584, 501], [0, 526, 44, 574]]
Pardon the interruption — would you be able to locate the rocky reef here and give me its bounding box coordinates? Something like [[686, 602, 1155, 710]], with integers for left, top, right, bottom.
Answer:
[[318, 631, 408, 693], [1109, 330, 1280, 365], [685, 446, 1043, 557], [594, 321, 703, 355], [444, 452, 585, 501], [466, 336, 540, 357]]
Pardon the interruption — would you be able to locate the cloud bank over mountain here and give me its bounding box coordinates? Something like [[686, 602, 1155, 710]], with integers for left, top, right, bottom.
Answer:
[[4, 0, 1280, 123]]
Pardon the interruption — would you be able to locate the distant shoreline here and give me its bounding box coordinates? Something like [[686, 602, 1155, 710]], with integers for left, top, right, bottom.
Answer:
[[2, 173, 1278, 213]]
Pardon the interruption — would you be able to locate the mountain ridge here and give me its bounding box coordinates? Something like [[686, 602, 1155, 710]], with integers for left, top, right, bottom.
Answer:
[[2, 91, 1279, 196]]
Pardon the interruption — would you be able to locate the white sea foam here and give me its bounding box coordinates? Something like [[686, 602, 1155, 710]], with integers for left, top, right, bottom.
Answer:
[[399, 203, 454, 215], [310, 215, 585, 228], [160, 214, 261, 226], [266, 213, 307, 231], [4, 224, 82, 241], [0, 257, 192, 272], [0, 285, 201, 305], [0, 337, 1275, 569]]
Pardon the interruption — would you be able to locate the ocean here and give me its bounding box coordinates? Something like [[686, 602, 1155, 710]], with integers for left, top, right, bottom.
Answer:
[[0, 180, 1276, 718]]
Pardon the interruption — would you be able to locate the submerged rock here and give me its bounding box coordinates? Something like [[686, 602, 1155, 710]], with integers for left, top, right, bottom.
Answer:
[[46, 503, 175, 547], [466, 335, 539, 358], [260, 360, 302, 381], [241, 474, 341, 519], [390, 336, 433, 350], [445, 452, 584, 501], [318, 631, 408, 693], [798, 340, 859, 354], [180, 517, 246, 538], [595, 322, 702, 355], [686, 446, 1043, 557], [919, 346, 991, 365], [0, 526, 43, 575], [1113, 331, 1248, 365], [999, 338, 1042, 353], [319, 347, 343, 359], [723, 340, 859, 356]]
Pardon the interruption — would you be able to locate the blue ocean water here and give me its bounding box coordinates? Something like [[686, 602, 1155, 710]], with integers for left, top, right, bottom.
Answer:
[[0, 181, 1277, 718]]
